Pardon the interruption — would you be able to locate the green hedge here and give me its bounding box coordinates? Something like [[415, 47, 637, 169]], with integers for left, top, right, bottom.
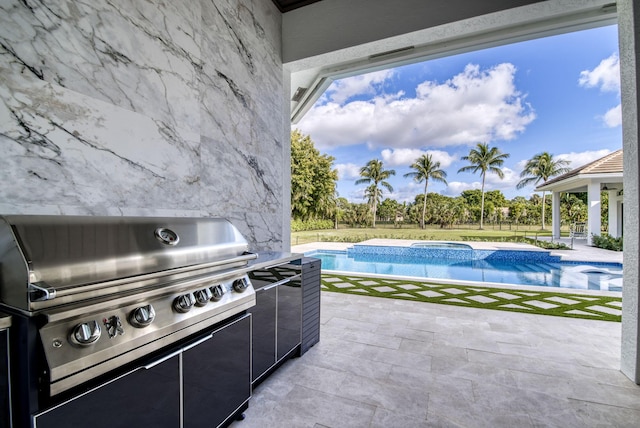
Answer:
[[291, 219, 334, 232], [592, 234, 623, 251]]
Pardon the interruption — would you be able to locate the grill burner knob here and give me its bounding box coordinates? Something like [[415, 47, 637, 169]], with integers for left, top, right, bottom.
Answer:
[[72, 320, 101, 346], [130, 304, 156, 327], [174, 293, 196, 313], [210, 285, 224, 301], [233, 277, 249, 293], [194, 288, 212, 306]]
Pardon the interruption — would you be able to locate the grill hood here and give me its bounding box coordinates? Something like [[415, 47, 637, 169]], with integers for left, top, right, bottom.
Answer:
[[0, 215, 253, 311]]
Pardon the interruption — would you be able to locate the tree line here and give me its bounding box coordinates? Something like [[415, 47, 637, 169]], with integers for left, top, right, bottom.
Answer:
[[290, 130, 596, 230]]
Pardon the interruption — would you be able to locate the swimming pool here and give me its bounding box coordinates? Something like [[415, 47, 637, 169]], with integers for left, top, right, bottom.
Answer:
[[306, 246, 623, 291]]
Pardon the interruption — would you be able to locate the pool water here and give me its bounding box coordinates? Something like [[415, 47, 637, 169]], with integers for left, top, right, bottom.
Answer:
[[308, 249, 623, 291]]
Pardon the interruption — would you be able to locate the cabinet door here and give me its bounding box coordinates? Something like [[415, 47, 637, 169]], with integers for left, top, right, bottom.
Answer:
[[0, 330, 9, 428], [33, 353, 180, 428], [277, 277, 302, 360], [251, 288, 277, 382], [183, 314, 251, 428]]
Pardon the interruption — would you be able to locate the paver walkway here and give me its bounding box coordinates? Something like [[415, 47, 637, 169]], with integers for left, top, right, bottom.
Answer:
[[321, 273, 622, 322]]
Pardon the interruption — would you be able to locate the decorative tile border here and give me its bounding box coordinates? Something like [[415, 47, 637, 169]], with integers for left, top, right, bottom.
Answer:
[[321, 273, 622, 322], [346, 244, 564, 262]]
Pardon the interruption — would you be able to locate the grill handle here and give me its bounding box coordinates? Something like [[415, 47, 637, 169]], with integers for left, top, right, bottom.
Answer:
[[48, 252, 259, 300], [143, 349, 182, 370]]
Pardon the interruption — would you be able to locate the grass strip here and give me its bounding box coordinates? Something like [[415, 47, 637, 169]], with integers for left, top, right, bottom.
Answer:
[[321, 273, 622, 322]]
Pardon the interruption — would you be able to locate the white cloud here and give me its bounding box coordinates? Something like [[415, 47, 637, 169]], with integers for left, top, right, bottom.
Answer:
[[485, 167, 520, 189], [380, 148, 457, 168], [298, 63, 536, 150], [579, 54, 621, 128], [324, 69, 395, 104], [556, 149, 612, 169], [603, 104, 622, 127], [578, 54, 620, 93], [512, 150, 611, 192], [335, 163, 361, 180], [444, 181, 480, 196]]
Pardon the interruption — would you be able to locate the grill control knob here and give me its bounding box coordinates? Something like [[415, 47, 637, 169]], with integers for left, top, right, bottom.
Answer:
[[130, 304, 156, 328], [232, 277, 249, 293], [174, 293, 196, 313], [72, 320, 101, 346], [210, 285, 224, 301], [194, 288, 212, 306]]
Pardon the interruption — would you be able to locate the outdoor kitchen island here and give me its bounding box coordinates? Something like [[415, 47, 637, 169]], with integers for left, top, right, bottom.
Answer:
[[0, 216, 320, 428]]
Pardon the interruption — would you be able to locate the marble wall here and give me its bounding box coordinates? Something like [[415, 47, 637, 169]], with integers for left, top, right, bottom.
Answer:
[[0, 0, 286, 250]]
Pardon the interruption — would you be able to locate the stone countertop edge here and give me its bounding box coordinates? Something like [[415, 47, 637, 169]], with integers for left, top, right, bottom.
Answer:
[[248, 251, 304, 270]]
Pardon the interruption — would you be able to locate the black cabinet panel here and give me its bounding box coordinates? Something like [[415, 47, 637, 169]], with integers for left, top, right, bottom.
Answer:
[[277, 278, 302, 360], [301, 257, 321, 354], [183, 315, 251, 428], [251, 288, 277, 382], [0, 330, 9, 428], [34, 355, 180, 428]]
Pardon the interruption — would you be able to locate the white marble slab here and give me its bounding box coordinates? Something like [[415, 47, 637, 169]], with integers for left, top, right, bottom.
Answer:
[[0, 0, 285, 250]]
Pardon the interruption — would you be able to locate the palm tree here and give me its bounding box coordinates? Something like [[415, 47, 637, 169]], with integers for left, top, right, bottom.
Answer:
[[356, 159, 395, 227], [403, 154, 448, 229], [516, 152, 571, 230], [458, 143, 510, 229]]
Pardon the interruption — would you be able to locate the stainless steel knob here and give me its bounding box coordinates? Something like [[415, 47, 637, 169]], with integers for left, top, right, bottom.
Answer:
[[210, 284, 224, 301], [194, 288, 212, 306], [71, 320, 101, 346], [232, 277, 249, 293], [173, 293, 196, 313], [130, 305, 156, 327]]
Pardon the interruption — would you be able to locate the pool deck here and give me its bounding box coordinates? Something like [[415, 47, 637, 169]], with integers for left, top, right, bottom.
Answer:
[[291, 238, 623, 264]]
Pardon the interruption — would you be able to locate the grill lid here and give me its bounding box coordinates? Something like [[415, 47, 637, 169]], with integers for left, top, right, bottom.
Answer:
[[0, 215, 252, 311]]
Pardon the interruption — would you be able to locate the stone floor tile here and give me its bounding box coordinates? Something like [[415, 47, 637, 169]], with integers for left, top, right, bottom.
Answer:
[[241, 293, 638, 428], [238, 384, 376, 428], [337, 373, 429, 420], [369, 406, 429, 428]]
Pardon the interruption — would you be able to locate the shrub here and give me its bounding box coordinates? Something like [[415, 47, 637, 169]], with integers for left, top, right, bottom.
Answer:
[[291, 219, 334, 232], [592, 234, 623, 251]]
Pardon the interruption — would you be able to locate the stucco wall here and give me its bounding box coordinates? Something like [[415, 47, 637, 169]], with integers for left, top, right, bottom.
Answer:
[[0, 0, 286, 251], [619, 0, 640, 383]]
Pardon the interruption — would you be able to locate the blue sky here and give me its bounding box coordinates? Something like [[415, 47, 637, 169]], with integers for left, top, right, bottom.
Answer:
[[293, 25, 622, 202]]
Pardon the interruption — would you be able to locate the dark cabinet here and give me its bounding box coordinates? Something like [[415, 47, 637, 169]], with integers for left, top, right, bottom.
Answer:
[[33, 314, 251, 428], [1, 316, 10, 428], [183, 314, 251, 428], [33, 353, 181, 428], [300, 257, 321, 354], [277, 275, 302, 360], [251, 287, 277, 381], [248, 264, 302, 385]]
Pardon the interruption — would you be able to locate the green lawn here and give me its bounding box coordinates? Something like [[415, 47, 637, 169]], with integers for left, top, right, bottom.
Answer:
[[291, 223, 567, 246]]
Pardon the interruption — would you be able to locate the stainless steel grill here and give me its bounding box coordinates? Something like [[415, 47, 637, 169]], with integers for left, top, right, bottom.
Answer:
[[0, 215, 299, 414]]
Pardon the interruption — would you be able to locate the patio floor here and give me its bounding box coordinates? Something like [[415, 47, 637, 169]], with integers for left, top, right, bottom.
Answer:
[[234, 292, 639, 428], [232, 240, 633, 427]]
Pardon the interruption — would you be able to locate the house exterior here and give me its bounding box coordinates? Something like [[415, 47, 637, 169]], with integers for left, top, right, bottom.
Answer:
[[536, 149, 624, 244]]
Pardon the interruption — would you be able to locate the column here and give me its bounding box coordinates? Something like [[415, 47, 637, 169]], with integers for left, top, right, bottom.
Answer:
[[551, 191, 561, 240], [619, 0, 640, 384], [586, 181, 601, 246], [608, 189, 619, 237]]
